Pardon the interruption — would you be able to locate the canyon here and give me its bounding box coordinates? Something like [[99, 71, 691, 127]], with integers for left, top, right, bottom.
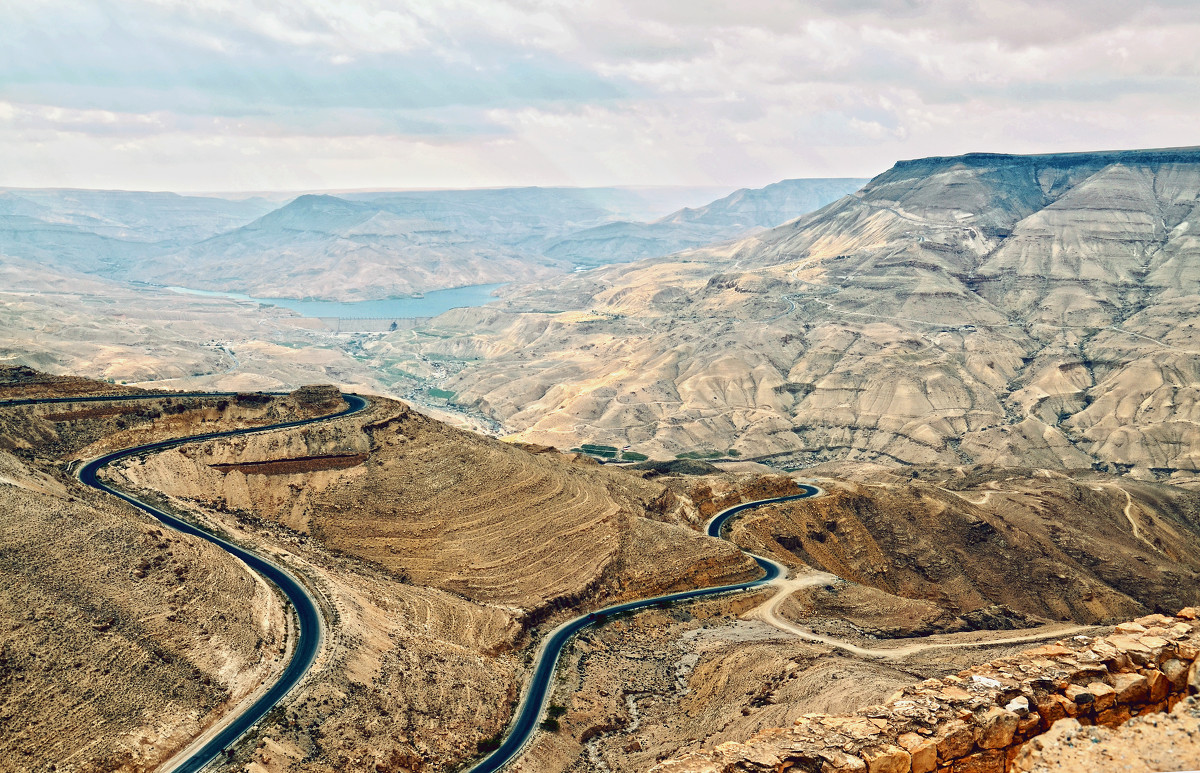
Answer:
[[4, 366, 1200, 773], [380, 148, 1200, 483], [5, 147, 1200, 773]]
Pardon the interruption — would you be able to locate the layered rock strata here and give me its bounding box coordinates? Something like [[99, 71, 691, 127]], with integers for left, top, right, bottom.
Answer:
[[387, 148, 1200, 480], [653, 609, 1200, 773]]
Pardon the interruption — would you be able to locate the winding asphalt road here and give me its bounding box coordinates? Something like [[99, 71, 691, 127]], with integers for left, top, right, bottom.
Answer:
[[3, 390, 367, 773], [466, 486, 822, 773], [6, 388, 822, 773], [9, 391, 1100, 773]]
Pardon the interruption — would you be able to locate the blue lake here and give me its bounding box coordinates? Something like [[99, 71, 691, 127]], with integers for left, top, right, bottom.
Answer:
[[167, 283, 505, 319]]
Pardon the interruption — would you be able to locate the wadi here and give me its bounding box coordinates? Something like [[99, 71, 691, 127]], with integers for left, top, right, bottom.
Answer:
[[384, 148, 1200, 485], [3, 149, 1200, 773]]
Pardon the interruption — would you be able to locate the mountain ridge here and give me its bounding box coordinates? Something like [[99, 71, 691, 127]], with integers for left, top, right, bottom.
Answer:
[[378, 145, 1200, 481], [0, 180, 859, 301]]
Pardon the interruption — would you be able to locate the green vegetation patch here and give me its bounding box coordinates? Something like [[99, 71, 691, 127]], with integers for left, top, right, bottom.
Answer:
[[427, 388, 455, 400], [675, 449, 725, 460], [573, 443, 618, 459], [619, 451, 649, 461]]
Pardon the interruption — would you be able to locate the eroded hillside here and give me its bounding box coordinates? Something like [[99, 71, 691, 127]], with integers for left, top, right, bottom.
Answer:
[[114, 396, 756, 616], [102, 392, 776, 772], [7, 363, 1200, 773], [729, 467, 1200, 624], [0, 368, 772, 773], [487, 463, 1200, 772], [382, 147, 1200, 481], [0, 370, 344, 772]]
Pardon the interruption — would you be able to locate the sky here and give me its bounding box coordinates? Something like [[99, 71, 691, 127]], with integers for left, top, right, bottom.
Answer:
[[2, 0, 1199, 192]]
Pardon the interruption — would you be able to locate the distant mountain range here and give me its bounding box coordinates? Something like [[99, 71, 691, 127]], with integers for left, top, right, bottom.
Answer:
[[0, 189, 276, 276], [0, 180, 865, 301], [398, 145, 1200, 480], [543, 178, 868, 266]]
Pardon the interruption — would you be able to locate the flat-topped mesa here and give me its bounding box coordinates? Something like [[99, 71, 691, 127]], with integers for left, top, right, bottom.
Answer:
[[652, 608, 1200, 773], [886, 145, 1200, 175]]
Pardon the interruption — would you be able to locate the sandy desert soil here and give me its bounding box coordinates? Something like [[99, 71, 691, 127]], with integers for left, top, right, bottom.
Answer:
[[8, 365, 1200, 773], [1014, 696, 1200, 773], [725, 468, 1200, 624], [103, 395, 789, 772]]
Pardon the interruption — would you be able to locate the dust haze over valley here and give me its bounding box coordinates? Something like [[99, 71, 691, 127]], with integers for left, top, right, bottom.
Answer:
[[9, 0, 1200, 771]]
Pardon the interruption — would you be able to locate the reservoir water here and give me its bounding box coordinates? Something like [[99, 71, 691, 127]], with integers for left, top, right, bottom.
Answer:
[[167, 283, 505, 319]]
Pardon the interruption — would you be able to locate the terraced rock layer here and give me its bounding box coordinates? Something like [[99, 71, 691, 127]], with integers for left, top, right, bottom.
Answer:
[[106, 395, 772, 772], [383, 147, 1200, 480], [116, 397, 757, 616]]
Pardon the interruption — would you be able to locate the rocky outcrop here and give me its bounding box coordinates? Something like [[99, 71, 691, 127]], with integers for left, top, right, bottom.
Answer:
[[652, 609, 1200, 773], [1013, 696, 1200, 773]]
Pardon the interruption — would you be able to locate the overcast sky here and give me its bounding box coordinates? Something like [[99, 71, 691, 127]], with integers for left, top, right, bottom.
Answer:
[[2, 0, 1199, 191]]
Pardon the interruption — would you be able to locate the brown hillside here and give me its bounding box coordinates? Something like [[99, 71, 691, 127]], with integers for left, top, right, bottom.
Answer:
[[728, 469, 1200, 625], [114, 397, 758, 617], [377, 148, 1200, 481], [100, 394, 772, 772], [0, 370, 326, 772]]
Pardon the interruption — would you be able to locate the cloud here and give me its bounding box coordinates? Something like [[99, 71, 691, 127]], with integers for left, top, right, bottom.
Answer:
[[2, 0, 1200, 190], [0, 3, 630, 117]]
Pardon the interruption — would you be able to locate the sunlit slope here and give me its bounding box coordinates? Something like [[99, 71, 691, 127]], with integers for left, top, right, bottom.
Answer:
[[119, 397, 758, 614], [398, 147, 1200, 480]]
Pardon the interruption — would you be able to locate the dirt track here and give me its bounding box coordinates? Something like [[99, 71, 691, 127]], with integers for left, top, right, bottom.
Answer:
[[745, 567, 1099, 659]]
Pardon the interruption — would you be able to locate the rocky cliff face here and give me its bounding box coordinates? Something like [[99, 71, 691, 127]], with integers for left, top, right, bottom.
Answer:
[[393, 147, 1200, 480]]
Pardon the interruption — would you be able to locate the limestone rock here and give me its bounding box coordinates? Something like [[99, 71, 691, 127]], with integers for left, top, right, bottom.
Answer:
[[820, 749, 867, 773], [863, 745, 910, 773], [935, 719, 975, 761], [897, 733, 936, 773], [1004, 696, 1030, 717], [1111, 673, 1149, 704], [976, 707, 1019, 749], [1086, 682, 1116, 711], [1063, 685, 1094, 710]]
